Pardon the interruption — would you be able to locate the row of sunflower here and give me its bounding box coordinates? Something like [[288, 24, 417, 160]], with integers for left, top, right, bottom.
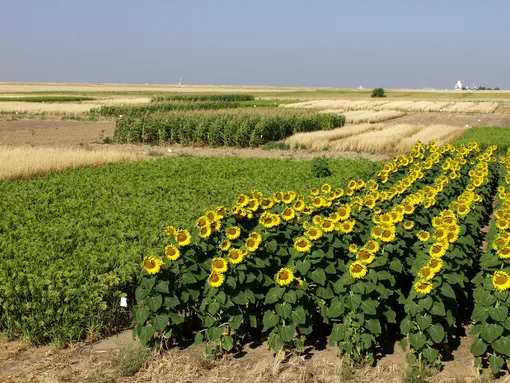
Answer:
[[132, 141, 496, 369], [327, 143, 495, 365], [471, 151, 510, 374], [399, 148, 497, 369]]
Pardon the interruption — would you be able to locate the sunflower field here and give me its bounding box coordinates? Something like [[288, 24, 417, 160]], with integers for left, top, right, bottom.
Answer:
[[133, 141, 509, 372]]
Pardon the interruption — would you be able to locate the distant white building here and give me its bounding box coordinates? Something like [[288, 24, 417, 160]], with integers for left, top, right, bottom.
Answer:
[[455, 80, 463, 90]]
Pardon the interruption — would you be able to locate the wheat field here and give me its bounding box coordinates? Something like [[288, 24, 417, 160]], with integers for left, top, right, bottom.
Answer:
[[321, 109, 405, 124], [0, 146, 147, 180], [285, 123, 468, 153], [283, 99, 501, 114]]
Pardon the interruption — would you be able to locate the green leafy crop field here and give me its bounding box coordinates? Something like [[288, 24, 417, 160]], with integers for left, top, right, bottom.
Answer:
[[0, 156, 378, 345]]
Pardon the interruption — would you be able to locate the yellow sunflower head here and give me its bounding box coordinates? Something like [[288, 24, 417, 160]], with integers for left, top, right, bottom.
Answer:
[[321, 184, 332, 194], [290, 277, 303, 289], [142, 256, 164, 274], [294, 236, 312, 253], [228, 248, 245, 264], [349, 261, 368, 279], [365, 240, 380, 253], [305, 227, 323, 241], [275, 267, 294, 286], [427, 258, 443, 273], [414, 280, 433, 295], [340, 220, 355, 234], [208, 272, 225, 288], [498, 246, 510, 259], [246, 237, 260, 252], [348, 244, 358, 253], [404, 221, 415, 230], [294, 200, 305, 212], [165, 245, 181, 261], [493, 271, 510, 292], [282, 207, 296, 221], [175, 230, 191, 247], [237, 194, 249, 207], [200, 225, 212, 239], [165, 225, 176, 236], [220, 239, 231, 252], [282, 192, 296, 204], [249, 232, 262, 244], [226, 226, 241, 240], [417, 231, 431, 242], [260, 198, 274, 210], [358, 250, 375, 264], [211, 257, 228, 273], [311, 188, 319, 196], [429, 241, 448, 258], [321, 219, 335, 233], [418, 266, 435, 280], [380, 229, 396, 243]]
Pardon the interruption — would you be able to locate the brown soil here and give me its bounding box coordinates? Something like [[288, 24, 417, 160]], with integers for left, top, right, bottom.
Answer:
[[0, 330, 500, 383]]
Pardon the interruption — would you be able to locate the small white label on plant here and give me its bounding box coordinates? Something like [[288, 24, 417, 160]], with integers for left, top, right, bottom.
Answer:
[[168, 148, 173, 153], [120, 297, 128, 307]]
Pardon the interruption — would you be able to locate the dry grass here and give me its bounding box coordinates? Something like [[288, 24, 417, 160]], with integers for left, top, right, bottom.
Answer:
[[285, 123, 467, 153], [285, 124, 378, 149], [283, 99, 501, 114], [0, 146, 146, 180], [394, 125, 468, 153], [0, 102, 94, 115], [340, 110, 405, 124]]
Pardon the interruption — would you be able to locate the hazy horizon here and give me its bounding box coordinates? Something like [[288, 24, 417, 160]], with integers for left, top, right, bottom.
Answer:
[[2, 1, 509, 90]]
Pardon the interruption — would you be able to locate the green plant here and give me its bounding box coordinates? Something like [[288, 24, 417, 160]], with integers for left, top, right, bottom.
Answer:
[[119, 345, 152, 376], [371, 88, 386, 98], [311, 157, 332, 177], [263, 142, 290, 150]]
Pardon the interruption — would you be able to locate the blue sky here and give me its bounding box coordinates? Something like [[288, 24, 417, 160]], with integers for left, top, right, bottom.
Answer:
[[1, 1, 508, 89]]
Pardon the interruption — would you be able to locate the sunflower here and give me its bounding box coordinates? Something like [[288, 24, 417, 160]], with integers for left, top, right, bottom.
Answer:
[[427, 258, 443, 273], [358, 250, 375, 264], [208, 272, 225, 288], [165, 225, 176, 236], [220, 239, 232, 252], [212, 257, 228, 273], [497, 246, 510, 259], [457, 204, 470, 216], [348, 244, 358, 253], [249, 232, 262, 245], [312, 215, 322, 225], [275, 267, 294, 286], [259, 212, 274, 228], [199, 225, 212, 239], [142, 256, 164, 274], [418, 266, 435, 280], [273, 191, 283, 202], [404, 221, 415, 230], [175, 230, 191, 247], [165, 245, 181, 261], [211, 221, 222, 233], [349, 261, 368, 279], [228, 248, 245, 264], [429, 241, 448, 258], [282, 192, 296, 204], [294, 237, 312, 253], [303, 206, 314, 215], [337, 205, 351, 221], [312, 197, 323, 208], [417, 231, 430, 242], [260, 198, 274, 210], [340, 219, 356, 234], [329, 212, 340, 222], [321, 219, 335, 233], [246, 237, 260, 252], [380, 229, 396, 243], [205, 210, 219, 222], [237, 194, 249, 207], [247, 199, 260, 212], [252, 189, 263, 200], [493, 271, 510, 292], [371, 226, 383, 239], [497, 219, 510, 231], [414, 280, 433, 295], [321, 184, 332, 194], [282, 208, 296, 221], [290, 277, 303, 289], [305, 227, 323, 241], [311, 188, 319, 196], [272, 214, 281, 226], [365, 240, 380, 253], [226, 226, 241, 240], [431, 217, 442, 227], [294, 200, 305, 212]]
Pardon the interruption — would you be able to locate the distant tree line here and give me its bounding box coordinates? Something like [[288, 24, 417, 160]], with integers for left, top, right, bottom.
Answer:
[[476, 86, 501, 91]]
